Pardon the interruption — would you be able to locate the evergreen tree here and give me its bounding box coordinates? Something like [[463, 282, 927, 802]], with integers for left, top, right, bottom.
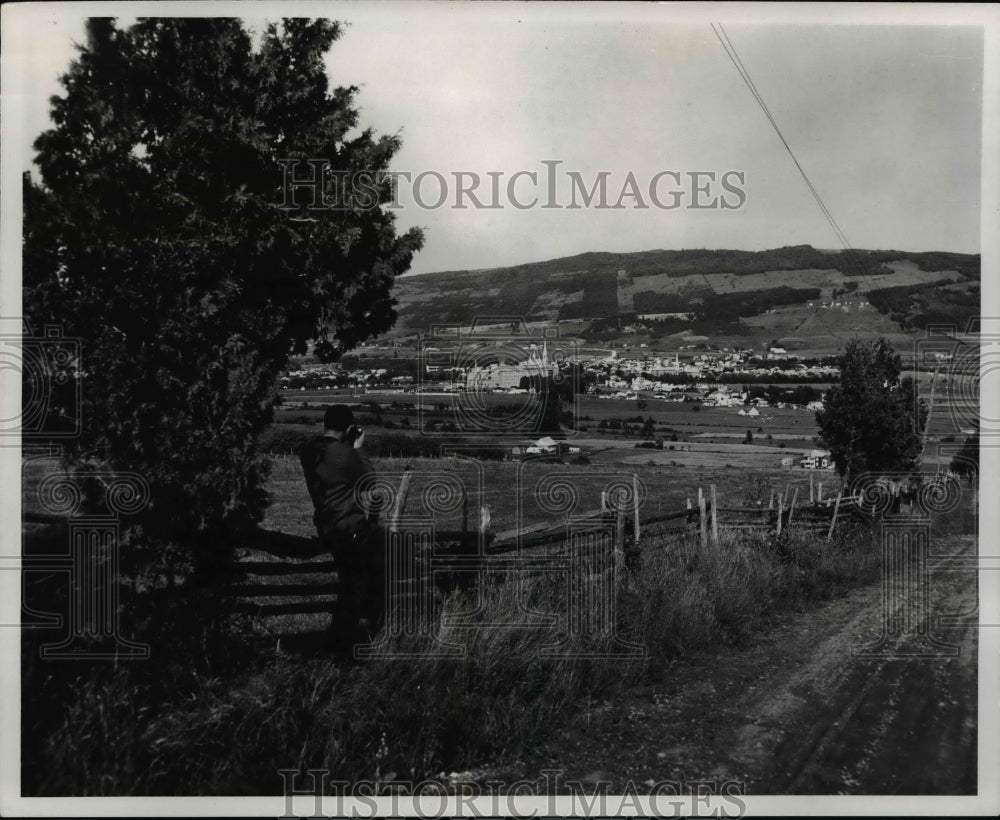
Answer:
[[535, 378, 563, 435], [24, 18, 422, 573]]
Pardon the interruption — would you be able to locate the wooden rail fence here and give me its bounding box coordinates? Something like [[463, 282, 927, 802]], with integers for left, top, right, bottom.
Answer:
[[23, 476, 873, 621]]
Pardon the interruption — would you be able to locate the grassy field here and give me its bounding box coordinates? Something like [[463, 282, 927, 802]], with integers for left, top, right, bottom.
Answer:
[[262, 454, 803, 539], [276, 392, 826, 440]]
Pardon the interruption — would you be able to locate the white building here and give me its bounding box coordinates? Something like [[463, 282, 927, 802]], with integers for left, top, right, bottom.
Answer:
[[525, 436, 581, 455], [631, 375, 659, 392], [466, 342, 558, 390], [800, 449, 833, 470]]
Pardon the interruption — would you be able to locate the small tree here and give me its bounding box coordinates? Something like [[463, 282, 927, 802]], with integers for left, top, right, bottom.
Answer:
[[816, 338, 926, 483], [535, 377, 563, 435]]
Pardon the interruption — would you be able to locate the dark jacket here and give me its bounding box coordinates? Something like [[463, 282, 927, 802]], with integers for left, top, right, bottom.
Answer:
[[300, 435, 375, 535]]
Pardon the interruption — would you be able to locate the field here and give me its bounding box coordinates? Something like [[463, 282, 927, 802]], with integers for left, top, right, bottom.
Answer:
[[278, 390, 823, 438], [262, 454, 800, 540]]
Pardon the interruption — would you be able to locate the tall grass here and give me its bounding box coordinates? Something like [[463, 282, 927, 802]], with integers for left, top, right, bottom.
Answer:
[[23, 507, 891, 795]]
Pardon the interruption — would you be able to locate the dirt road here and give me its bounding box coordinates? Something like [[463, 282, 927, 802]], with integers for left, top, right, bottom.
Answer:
[[504, 533, 979, 795]]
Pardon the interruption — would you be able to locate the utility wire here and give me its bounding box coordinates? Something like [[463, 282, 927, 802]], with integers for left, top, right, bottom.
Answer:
[[711, 21, 890, 320], [711, 23, 852, 252]]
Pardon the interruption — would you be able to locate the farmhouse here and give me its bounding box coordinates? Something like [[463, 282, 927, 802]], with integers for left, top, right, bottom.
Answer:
[[525, 436, 581, 455], [704, 389, 740, 408], [800, 449, 833, 470]]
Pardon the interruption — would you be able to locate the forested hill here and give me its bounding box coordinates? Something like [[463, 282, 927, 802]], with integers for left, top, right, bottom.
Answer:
[[389, 245, 979, 345]]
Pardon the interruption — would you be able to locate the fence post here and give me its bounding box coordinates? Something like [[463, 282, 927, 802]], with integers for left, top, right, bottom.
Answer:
[[632, 474, 641, 549], [787, 487, 799, 529], [768, 489, 774, 510], [809, 473, 814, 504], [783, 483, 791, 508], [615, 504, 626, 562], [818, 481, 823, 503], [389, 468, 412, 534], [826, 490, 842, 541], [698, 494, 708, 548], [776, 492, 784, 536], [710, 484, 718, 545], [461, 485, 468, 538]]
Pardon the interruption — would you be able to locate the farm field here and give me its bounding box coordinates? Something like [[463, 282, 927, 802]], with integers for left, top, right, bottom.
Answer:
[[261, 454, 801, 540], [277, 391, 827, 438], [740, 301, 914, 355], [20, 448, 835, 543]]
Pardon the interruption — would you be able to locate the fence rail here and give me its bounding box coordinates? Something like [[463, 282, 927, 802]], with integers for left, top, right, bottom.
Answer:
[[22, 475, 876, 621]]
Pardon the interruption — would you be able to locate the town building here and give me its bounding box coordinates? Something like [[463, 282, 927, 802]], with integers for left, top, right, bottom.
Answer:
[[465, 342, 558, 390]]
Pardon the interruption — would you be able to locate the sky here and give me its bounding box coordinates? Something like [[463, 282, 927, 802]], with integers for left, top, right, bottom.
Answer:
[[4, 2, 989, 275]]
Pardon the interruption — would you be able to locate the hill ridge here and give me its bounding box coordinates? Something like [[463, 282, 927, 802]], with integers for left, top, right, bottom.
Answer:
[[389, 245, 980, 352]]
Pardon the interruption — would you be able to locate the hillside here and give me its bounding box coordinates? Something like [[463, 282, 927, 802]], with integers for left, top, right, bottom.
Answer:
[[387, 246, 979, 354]]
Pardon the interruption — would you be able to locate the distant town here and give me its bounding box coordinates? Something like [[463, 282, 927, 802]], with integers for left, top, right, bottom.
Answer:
[[281, 340, 841, 404]]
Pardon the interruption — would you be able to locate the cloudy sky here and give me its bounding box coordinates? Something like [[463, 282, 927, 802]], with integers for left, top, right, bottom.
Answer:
[[5, 2, 989, 274]]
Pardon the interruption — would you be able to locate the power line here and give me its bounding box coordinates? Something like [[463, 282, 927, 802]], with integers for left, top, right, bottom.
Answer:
[[710, 23, 891, 339], [711, 23, 852, 252]]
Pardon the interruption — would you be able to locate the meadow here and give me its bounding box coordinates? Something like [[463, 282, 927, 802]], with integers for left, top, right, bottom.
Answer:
[[261, 454, 801, 540], [275, 392, 826, 443]]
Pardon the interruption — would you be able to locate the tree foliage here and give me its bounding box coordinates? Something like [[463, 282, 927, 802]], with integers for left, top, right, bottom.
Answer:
[[816, 338, 926, 482], [24, 18, 422, 570]]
